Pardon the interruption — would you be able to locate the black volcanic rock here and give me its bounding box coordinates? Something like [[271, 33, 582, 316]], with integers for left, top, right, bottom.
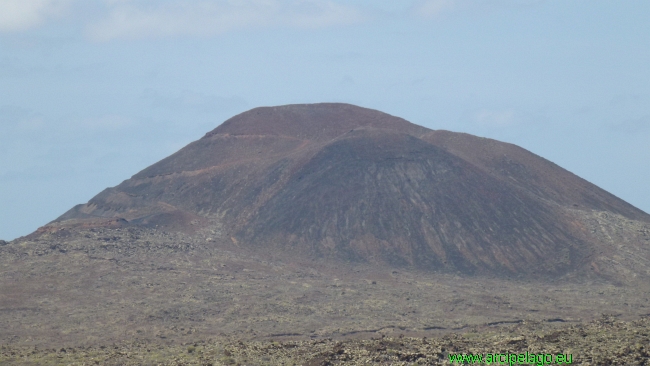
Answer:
[[55, 103, 650, 278]]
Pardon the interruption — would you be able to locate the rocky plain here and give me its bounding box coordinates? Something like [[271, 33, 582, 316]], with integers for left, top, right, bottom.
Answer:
[[1, 103, 650, 365]]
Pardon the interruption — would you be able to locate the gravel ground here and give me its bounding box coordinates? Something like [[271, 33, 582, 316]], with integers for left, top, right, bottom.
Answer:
[[1, 315, 648, 365]]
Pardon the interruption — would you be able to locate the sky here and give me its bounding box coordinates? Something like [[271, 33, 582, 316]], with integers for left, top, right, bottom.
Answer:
[[1, 0, 649, 241]]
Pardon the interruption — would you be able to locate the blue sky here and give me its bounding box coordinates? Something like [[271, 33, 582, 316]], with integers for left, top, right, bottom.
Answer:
[[1, 0, 649, 240]]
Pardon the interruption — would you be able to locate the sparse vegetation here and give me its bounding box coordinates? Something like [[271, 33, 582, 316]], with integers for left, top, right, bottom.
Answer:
[[1, 226, 650, 365], [1, 315, 649, 365]]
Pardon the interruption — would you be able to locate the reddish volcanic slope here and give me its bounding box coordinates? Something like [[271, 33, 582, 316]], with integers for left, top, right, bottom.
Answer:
[[55, 103, 650, 278]]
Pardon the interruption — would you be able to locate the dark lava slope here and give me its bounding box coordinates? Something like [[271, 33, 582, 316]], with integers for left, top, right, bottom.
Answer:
[[55, 103, 650, 277]]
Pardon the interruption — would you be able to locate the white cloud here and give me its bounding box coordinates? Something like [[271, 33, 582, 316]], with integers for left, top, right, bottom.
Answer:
[[475, 108, 517, 127], [0, 0, 70, 32], [0, 106, 133, 136], [413, 0, 543, 19], [609, 115, 650, 134], [87, 0, 365, 41], [415, 0, 455, 18], [140, 89, 248, 114], [79, 114, 134, 130], [0, 105, 44, 131]]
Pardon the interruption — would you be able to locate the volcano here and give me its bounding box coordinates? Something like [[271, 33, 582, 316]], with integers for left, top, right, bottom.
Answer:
[[55, 103, 650, 278]]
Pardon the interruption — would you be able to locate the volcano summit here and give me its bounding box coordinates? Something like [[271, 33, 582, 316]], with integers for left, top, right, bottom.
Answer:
[[55, 103, 650, 280]]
